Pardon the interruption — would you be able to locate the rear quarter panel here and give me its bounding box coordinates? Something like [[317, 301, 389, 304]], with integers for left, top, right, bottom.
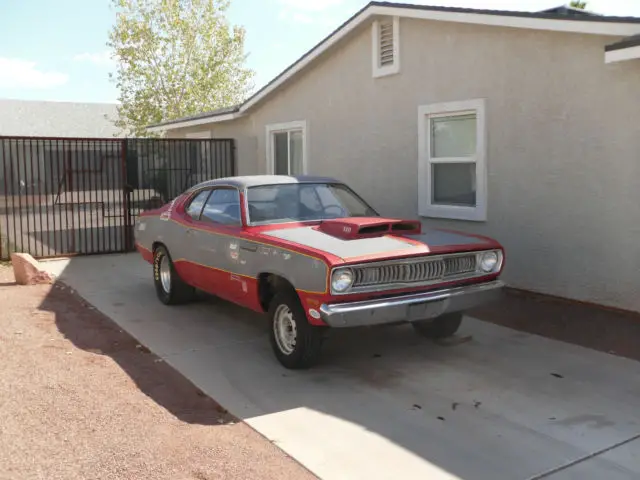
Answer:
[[134, 212, 331, 317]]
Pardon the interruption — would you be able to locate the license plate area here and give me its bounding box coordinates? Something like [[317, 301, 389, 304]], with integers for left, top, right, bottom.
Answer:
[[407, 300, 446, 321]]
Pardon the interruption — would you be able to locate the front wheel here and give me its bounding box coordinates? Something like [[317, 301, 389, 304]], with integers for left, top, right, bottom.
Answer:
[[153, 245, 195, 305], [412, 312, 463, 339], [268, 291, 325, 369]]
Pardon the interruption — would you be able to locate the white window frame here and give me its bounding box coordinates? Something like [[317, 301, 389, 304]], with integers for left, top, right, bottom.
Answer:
[[418, 98, 487, 222], [372, 16, 400, 78], [265, 120, 308, 175]]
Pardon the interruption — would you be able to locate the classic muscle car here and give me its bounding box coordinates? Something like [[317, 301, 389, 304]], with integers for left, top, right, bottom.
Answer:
[[134, 175, 504, 369]]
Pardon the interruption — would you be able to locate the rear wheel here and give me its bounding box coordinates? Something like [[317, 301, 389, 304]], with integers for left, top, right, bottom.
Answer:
[[412, 312, 463, 339], [153, 245, 195, 305], [268, 290, 325, 369]]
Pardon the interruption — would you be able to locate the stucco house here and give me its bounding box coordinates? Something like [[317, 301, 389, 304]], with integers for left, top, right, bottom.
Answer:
[[146, 2, 640, 313]]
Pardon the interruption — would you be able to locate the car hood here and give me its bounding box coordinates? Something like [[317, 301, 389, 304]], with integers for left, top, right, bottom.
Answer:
[[261, 224, 499, 264]]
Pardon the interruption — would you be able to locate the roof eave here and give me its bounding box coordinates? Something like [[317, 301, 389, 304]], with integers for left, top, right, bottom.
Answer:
[[147, 1, 640, 132], [146, 111, 244, 133], [605, 44, 640, 63]]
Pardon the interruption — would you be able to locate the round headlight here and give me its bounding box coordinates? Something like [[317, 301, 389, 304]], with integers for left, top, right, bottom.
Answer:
[[331, 269, 354, 293], [480, 251, 499, 273]]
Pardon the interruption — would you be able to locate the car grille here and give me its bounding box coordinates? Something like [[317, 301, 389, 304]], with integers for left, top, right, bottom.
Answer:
[[352, 254, 478, 288]]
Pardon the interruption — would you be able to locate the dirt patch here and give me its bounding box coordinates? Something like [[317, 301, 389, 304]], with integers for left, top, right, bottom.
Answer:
[[470, 288, 640, 362], [0, 266, 315, 480]]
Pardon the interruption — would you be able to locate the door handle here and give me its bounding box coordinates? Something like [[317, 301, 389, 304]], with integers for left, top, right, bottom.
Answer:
[[240, 242, 257, 252]]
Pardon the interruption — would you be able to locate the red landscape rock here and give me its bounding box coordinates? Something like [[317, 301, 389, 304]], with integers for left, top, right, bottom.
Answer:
[[10, 253, 54, 285]]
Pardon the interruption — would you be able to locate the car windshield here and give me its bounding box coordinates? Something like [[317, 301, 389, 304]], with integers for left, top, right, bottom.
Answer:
[[246, 183, 378, 225]]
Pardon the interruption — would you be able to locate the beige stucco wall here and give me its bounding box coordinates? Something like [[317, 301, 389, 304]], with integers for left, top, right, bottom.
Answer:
[[167, 117, 258, 176], [170, 18, 640, 312]]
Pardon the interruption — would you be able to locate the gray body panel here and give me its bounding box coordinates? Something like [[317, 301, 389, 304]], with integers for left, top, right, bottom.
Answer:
[[263, 227, 417, 259], [135, 216, 329, 294], [264, 226, 490, 260], [136, 212, 494, 296], [408, 230, 489, 247], [135, 178, 493, 296]]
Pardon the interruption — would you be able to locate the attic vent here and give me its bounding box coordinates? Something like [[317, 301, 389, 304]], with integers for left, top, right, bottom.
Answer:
[[379, 20, 394, 66], [372, 17, 399, 78]]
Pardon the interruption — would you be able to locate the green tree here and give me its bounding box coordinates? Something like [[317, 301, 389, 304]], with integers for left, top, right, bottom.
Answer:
[[108, 0, 254, 137], [570, 1, 587, 9]]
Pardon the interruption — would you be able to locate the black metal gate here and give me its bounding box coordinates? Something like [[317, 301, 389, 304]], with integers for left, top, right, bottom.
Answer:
[[0, 136, 235, 260]]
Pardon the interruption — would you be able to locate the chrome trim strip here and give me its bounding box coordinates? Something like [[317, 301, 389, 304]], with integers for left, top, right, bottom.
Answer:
[[319, 280, 504, 328]]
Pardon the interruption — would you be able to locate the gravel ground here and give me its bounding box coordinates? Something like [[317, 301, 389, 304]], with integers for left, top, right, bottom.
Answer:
[[0, 266, 315, 480]]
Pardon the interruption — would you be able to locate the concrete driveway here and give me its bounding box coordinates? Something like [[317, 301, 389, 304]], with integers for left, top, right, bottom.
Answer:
[[42, 254, 640, 480]]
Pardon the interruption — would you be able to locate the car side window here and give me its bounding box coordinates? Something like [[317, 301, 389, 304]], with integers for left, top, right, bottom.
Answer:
[[201, 188, 242, 226], [185, 189, 211, 220]]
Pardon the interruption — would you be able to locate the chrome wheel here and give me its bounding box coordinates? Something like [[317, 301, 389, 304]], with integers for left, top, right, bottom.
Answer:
[[159, 254, 171, 294], [273, 304, 297, 355]]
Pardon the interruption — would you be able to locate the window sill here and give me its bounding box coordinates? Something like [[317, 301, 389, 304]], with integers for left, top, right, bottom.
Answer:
[[419, 205, 486, 222]]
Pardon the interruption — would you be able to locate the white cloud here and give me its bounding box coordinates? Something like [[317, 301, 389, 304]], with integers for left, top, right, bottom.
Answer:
[[73, 51, 115, 67], [0, 58, 69, 89]]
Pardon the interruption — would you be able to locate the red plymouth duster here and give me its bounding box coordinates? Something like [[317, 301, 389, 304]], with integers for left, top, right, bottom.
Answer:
[[134, 175, 504, 369]]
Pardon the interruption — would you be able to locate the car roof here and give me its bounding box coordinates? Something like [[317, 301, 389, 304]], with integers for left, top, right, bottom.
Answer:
[[190, 175, 344, 190]]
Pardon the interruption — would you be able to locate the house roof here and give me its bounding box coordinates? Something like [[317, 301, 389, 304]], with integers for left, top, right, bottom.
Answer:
[[537, 5, 603, 17], [149, 105, 241, 128], [148, 1, 640, 132], [0, 99, 122, 138], [605, 33, 640, 51]]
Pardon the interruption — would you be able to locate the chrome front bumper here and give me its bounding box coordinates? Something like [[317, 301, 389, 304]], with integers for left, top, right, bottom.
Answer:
[[319, 280, 504, 328]]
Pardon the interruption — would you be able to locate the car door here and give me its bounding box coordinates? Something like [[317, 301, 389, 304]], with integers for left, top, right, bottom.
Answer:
[[178, 188, 213, 289], [190, 187, 245, 302]]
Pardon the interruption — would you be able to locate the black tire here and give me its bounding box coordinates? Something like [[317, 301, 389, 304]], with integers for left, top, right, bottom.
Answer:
[[153, 245, 195, 305], [412, 312, 463, 339], [268, 290, 325, 369]]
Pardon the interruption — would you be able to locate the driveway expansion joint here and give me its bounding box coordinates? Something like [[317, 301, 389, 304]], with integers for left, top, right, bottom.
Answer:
[[526, 433, 640, 480]]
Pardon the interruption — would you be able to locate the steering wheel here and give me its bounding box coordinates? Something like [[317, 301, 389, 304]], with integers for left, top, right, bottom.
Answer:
[[323, 205, 345, 217]]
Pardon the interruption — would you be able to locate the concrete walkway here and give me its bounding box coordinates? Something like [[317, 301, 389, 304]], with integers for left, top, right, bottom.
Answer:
[[42, 254, 640, 480]]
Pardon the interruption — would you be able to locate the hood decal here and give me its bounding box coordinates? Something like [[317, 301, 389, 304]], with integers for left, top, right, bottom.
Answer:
[[264, 227, 418, 260]]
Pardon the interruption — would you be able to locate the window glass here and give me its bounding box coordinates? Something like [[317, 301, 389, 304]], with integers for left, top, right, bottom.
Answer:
[[272, 129, 304, 175], [289, 130, 304, 175], [246, 183, 378, 225], [274, 132, 289, 175], [432, 163, 476, 207], [430, 114, 476, 158], [185, 189, 211, 219], [201, 188, 242, 225]]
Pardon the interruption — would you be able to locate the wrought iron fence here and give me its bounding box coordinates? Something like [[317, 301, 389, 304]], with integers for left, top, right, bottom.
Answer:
[[0, 136, 235, 260]]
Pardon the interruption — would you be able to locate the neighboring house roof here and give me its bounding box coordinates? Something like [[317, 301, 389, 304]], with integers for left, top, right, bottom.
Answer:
[[537, 5, 603, 17], [606, 33, 640, 51], [148, 1, 640, 132], [0, 99, 122, 138], [604, 32, 640, 62]]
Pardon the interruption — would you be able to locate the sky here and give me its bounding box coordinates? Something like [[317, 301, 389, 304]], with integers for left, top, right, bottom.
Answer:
[[1, 0, 639, 104]]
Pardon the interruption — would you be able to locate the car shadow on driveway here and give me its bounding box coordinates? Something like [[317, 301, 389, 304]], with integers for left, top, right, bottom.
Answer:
[[37, 282, 236, 427]]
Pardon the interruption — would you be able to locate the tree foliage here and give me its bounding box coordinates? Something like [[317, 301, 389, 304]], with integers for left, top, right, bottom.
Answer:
[[570, 1, 587, 9], [108, 0, 254, 137]]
